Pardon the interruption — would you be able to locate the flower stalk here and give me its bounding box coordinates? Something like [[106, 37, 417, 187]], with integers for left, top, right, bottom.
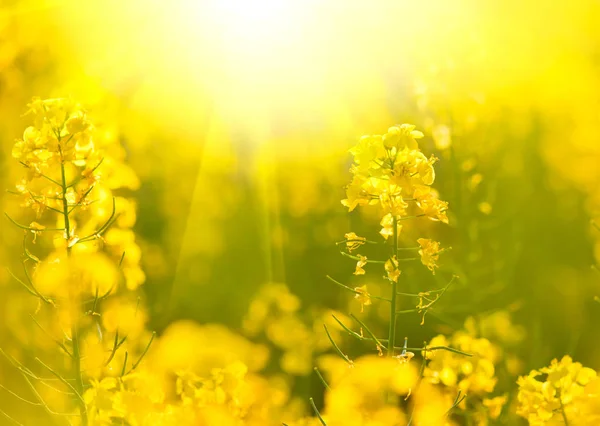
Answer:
[[387, 216, 399, 357], [59, 144, 88, 425]]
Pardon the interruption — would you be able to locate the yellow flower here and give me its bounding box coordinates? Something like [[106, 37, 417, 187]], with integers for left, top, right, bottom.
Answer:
[[344, 232, 366, 252], [483, 394, 508, 419], [353, 255, 367, 275], [417, 238, 443, 274], [353, 285, 372, 312], [323, 355, 417, 425], [29, 221, 45, 243], [517, 355, 600, 426], [341, 174, 371, 212], [416, 192, 449, 223], [385, 256, 400, 282], [424, 331, 500, 397], [382, 124, 424, 151], [479, 201, 493, 214], [379, 213, 403, 240], [348, 134, 386, 170], [379, 188, 408, 217]]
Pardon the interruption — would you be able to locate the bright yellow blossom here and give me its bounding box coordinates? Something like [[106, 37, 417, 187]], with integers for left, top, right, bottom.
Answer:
[[517, 356, 599, 425], [379, 213, 402, 240], [385, 256, 400, 282], [344, 232, 366, 252], [353, 285, 372, 312], [353, 254, 367, 275], [417, 238, 443, 274]]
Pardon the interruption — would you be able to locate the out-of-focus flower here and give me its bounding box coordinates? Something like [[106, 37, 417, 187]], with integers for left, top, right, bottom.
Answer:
[[517, 356, 600, 425]]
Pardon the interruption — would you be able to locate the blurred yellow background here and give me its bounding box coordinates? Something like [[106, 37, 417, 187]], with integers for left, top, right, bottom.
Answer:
[[1, 0, 600, 424]]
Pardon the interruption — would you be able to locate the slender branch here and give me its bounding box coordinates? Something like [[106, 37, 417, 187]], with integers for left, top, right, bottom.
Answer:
[[349, 313, 386, 350], [126, 331, 156, 374], [332, 315, 381, 346], [35, 358, 86, 408], [0, 348, 78, 418], [326, 275, 391, 302], [444, 390, 467, 417], [0, 408, 25, 426], [18, 161, 62, 187], [340, 251, 386, 264], [6, 267, 54, 305], [396, 309, 419, 314], [414, 346, 473, 357], [323, 325, 353, 365], [407, 353, 428, 426], [313, 367, 330, 390], [5, 212, 64, 232], [76, 197, 117, 244], [67, 184, 96, 215], [67, 158, 104, 188], [0, 382, 43, 406], [335, 238, 379, 245], [309, 398, 327, 426], [120, 351, 129, 377], [398, 214, 426, 221], [30, 315, 73, 358]]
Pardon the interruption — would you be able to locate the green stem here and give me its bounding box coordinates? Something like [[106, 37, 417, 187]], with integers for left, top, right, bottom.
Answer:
[[560, 398, 570, 426], [59, 146, 88, 426], [387, 216, 399, 357]]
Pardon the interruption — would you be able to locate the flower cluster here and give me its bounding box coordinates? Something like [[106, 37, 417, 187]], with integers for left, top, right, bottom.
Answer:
[[423, 330, 505, 424], [82, 319, 305, 425], [4, 97, 150, 425], [341, 124, 448, 282], [12, 97, 144, 297], [517, 356, 600, 425], [320, 355, 418, 425], [342, 124, 448, 225], [242, 283, 349, 376]]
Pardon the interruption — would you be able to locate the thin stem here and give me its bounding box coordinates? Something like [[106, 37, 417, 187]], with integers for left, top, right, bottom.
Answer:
[[104, 331, 126, 367], [444, 390, 467, 417], [4, 213, 64, 232], [30, 315, 73, 359], [396, 309, 419, 314], [349, 313, 385, 350], [340, 251, 386, 264], [335, 238, 379, 246], [407, 354, 428, 426], [0, 382, 43, 406], [313, 367, 330, 390], [323, 325, 353, 365], [75, 197, 117, 244], [0, 408, 25, 426], [398, 214, 426, 221], [7, 267, 54, 305], [35, 358, 86, 408], [309, 398, 327, 426], [126, 331, 156, 374], [414, 346, 473, 357], [387, 216, 399, 357], [120, 352, 129, 377], [59, 145, 88, 426], [326, 275, 391, 302], [560, 398, 570, 426], [332, 314, 382, 347]]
